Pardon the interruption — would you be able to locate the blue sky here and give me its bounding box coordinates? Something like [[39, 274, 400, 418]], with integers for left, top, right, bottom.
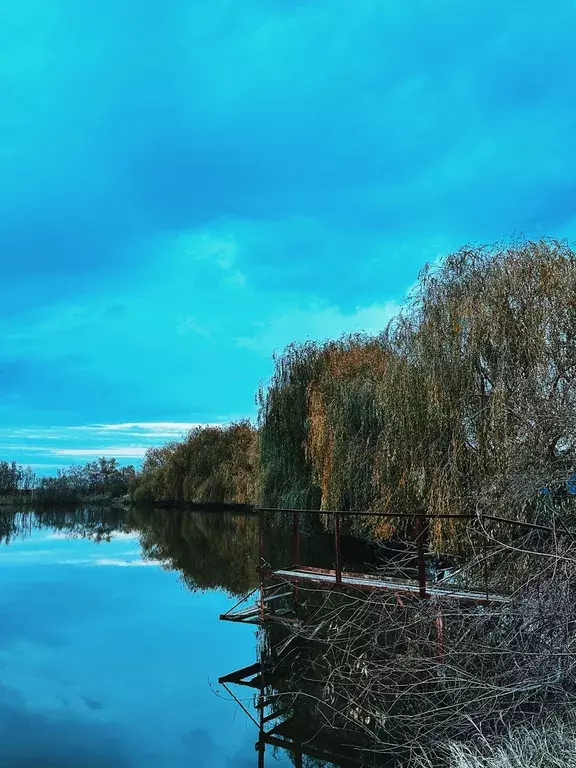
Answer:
[[2, 0, 576, 471]]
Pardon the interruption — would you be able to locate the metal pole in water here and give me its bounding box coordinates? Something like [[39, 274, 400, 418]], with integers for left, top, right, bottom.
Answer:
[[294, 745, 303, 768], [259, 507, 266, 622], [292, 509, 300, 605], [292, 509, 300, 566], [334, 511, 342, 585], [416, 514, 427, 598]]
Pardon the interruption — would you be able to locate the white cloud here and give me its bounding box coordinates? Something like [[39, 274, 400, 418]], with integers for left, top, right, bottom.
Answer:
[[93, 558, 160, 567], [58, 558, 163, 567], [88, 422, 217, 435], [0, 422, 225, 473], [49, 446, 149, 458], [172, 230, 247, 286], [185, 231, 238, 268], [237, 300, 400, 355], [3, 422, 214, 439], [46, 531, 138, 541]]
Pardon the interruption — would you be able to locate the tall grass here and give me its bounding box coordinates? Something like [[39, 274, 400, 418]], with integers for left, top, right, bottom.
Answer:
[[416, 717, 576, 768]]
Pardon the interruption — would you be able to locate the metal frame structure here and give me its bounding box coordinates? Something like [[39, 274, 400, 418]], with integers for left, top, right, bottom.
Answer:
[[218, 506, 546, 765], [218, 658, 381, 768], [221, 507, 523, 627]]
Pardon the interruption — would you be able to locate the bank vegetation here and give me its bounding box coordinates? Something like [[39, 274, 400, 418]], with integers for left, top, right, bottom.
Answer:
[[132, 238, 576, 544], [0, 457, 136, 507]]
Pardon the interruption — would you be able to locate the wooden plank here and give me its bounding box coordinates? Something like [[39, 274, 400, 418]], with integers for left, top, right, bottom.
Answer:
[[262, 589, 294, 602], [262, 706, 292, 724], [222, 590, 293, 619], [260, 734, 367, 767], [218, 662, 260, 685], [220, 610, 301, 627], [219, 613, 262, 625], [272, 568, 509, 604]]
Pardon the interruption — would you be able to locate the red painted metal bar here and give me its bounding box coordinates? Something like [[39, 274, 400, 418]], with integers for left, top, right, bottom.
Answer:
[[292, 510, 300, 566], [415, 515, 427, 598], [292, 509, 300, 604], [259, 507, 266, 622], [258, 660, 265, 768], [334, 512, 342, 585], [259, 507, 265, 563], [257, 507, 554, 533]]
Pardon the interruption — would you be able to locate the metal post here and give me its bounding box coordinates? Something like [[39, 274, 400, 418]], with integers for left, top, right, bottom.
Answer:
[[292, 509, 300, 605], [259, 507, 265, 565], [292, 510, 300, 566], [257, 740, 265, 768], [259, 507, 266, 622], [334, 512, 342, 585], [257, 661, 265, 768], [416, 514, 427, 598], [294, 746, 303, 768]]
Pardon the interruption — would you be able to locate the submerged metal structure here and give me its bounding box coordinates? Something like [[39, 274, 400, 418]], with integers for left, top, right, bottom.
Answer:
[[221, 508, 513, 629], [217, 507, 540, 765], [218, 656, 377, 768]]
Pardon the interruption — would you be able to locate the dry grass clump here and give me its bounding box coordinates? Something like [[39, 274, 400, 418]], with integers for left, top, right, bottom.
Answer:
[[416, 717, 576, 768], [267, 521, 576, 763]]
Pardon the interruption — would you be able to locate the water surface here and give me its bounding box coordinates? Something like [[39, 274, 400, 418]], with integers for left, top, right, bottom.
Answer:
[[0, 508, 293, 768]]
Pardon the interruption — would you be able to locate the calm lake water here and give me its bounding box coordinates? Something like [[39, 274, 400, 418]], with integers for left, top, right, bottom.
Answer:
[[0, 508, 298, 768]]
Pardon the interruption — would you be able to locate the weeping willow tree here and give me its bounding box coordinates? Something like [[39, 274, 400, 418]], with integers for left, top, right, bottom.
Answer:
[[258, 239, 576, 546], [132, 420, 257, 505], [258, 342, 326, 509], [387, 239, 576, 544]]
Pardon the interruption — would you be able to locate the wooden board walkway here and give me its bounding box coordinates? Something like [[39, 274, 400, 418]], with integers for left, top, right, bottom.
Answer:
[[220, 588, 299, 626], [220, 566, 508, 626], [271, 565, 509, 604]]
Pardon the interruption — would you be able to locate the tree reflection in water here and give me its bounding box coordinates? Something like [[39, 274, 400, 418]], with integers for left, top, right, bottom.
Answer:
[[0, 507, 398, 766]]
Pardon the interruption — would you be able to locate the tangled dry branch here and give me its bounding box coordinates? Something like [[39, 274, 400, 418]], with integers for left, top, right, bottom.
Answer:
[[264, 518, 576, 765]]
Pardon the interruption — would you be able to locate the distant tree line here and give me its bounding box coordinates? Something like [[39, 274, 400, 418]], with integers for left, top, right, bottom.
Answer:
[[0, 461, 35, 495], [0, 457, 135, 506]]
